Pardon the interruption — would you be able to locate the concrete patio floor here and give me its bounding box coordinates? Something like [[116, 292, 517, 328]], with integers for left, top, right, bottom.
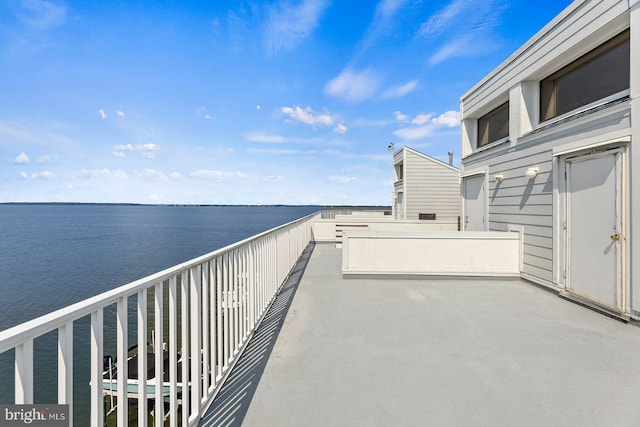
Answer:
[[200, 243, 640, 427]]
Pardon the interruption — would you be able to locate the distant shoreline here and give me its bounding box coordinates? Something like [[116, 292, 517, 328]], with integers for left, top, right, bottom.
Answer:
[[0, 202, 391, 209]]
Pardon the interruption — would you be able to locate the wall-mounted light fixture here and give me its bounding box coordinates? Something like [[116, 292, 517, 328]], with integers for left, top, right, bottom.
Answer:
[[494, 174, 504, 182], [525, 167, 539, 179]]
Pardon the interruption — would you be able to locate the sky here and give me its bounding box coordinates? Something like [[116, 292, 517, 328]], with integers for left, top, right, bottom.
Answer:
[[0, 0, 573, 205]]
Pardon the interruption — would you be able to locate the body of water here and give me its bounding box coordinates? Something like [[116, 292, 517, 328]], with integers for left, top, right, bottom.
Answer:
[[0, 203, 320, 424]]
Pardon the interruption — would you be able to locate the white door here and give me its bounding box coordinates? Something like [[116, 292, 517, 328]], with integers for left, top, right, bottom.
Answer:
[[566, 150, 622, 310], [396, 192, 404, 220], [463, 174, 486, 231]]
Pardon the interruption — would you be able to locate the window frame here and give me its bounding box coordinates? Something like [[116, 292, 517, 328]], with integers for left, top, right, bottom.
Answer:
[[539, 29, 630, 124], [477, 102, 509, 149]]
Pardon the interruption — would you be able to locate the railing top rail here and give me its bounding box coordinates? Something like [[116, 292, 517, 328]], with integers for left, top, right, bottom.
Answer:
[[0, 210, 320, 354]]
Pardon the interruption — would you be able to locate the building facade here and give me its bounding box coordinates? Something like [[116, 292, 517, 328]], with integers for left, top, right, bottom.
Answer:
[[460, 0, 640, 318], [392, 146, 460, 225]]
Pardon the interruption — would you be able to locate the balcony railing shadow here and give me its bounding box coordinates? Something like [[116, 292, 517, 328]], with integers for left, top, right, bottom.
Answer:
[[199, 242, 315, 426]]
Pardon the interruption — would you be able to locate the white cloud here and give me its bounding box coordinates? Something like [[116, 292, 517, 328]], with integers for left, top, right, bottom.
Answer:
[[112, 151, 126, 158], [383, 80, 418, 98], [246, 132, 321, 144], [411, 113, 433, 125], [325, 68, 381, 103], [431, 110, 460, 127], [394, 110, 460, 140], [226, 148, 234, 154], [79, 169, 128, 179], [11, 152, 30, 164], [376, 0, 409, 19], [351, 118, 395, 127], [0, 121, 78, 147], [428, 36, 473, 66], [114, 144, 133, 151], [356, 0, 409, 55], [246, 133, 286, 144], [169, 172, 183, 180], [333, 123, 348, 134], [31, 170, 55, 180], [16, 0, 67, 30], [329, 175, 357, 184], [98, 109, 107, 120], [36, 154, 54, 164], [196, 106, 214, 120], [137, 143, 160, 159], [264, 0, 330, 55], [418, 0, 468, 36], [393, 111, 409, 122], [19, 172, 28, 180], [418, 0, 505, 66], [281, 106, 334, 128], [256, 105, 262, 110], [189, 170, 248, 181], [137, 168, 167, 181], [394, 126, 433, 140], [117, 110, 125, 118], [263, 175, 282, 182], [246, 148, 305, 155]]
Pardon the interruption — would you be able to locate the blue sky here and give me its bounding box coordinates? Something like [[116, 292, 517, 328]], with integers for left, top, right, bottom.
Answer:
[[0, 0, 572, 205]]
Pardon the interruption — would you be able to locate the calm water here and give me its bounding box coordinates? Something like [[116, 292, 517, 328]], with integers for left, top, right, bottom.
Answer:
[[0, 204, 319, 424]]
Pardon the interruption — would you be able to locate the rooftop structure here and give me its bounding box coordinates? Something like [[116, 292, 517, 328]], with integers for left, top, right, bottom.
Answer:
[[460, 0, 639, 320], [391, 146, 460, 225]]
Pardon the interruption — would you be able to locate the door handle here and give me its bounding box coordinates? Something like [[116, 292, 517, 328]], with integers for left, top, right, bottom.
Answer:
[[610, 234, 620, 241]]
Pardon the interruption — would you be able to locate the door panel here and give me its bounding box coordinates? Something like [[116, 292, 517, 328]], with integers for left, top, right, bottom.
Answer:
[[463, 174, 486, 231], [566, 151, 621, 310]]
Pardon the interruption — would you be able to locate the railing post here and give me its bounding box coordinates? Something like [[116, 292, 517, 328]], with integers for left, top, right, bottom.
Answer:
[[137, 288, 148, 427], [233, 249, 239, 354], [190, 265, 202, 418], [90, 310, 103, 427], [249, 242, 255, 332], [223, 253, 229, 369], [201, 262, 210, 400], [215, 256, 223, 381], [58, 321, 73, 425], [116, 296, 128, 427], [168, 276, 178, 427], [180, 271, 190, 427], [15, 340, 33, 404], [154, 282, 164, 425], [209, 259, 216, 392]]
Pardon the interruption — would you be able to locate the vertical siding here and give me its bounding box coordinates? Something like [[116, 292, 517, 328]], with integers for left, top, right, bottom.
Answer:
[[404, 150, 460, 224]]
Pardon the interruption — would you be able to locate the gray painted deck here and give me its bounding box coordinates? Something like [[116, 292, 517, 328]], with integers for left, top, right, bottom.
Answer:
[[200, 243, 640, 427]]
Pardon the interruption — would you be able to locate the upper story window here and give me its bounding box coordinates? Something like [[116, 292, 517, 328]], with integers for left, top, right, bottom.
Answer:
[[540, 30, 629, 122], [394, 163, 404, 181], [477, 102, 509, 148]]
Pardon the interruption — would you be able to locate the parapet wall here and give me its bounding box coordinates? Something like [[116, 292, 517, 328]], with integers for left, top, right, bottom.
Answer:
[[342, 230, 521, 277]]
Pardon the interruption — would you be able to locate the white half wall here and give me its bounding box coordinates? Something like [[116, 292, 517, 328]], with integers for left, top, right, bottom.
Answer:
[[313, 219, 458, 243], [342, 231, 521, 277]]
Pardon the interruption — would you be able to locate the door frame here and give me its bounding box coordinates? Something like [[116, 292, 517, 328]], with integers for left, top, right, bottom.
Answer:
[[559, 145, 627, 312], [461, 167, 488, 231]]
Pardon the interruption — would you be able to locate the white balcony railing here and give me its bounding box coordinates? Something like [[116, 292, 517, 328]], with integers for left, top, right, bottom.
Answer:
[[0, 211, 319, 426]]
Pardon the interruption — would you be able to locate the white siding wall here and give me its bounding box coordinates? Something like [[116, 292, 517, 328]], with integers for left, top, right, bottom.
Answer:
[[462, 103, 631, 283], [404, 150, 460, 224], [461, 0, 634, 294]]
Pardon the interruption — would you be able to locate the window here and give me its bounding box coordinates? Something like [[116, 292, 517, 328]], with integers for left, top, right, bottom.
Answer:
[[540, 30, 629, 122], [477, 102, 509, 148], [395, 163, 404, 181], [419, 213, 436, 220]]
